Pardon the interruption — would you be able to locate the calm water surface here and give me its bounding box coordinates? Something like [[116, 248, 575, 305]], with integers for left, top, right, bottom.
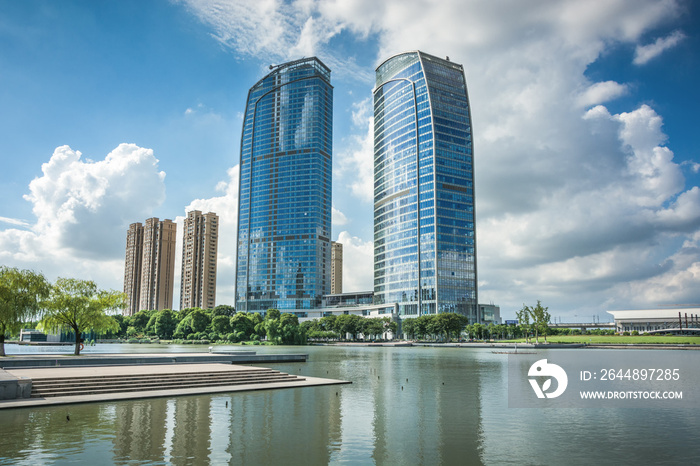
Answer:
[[1, 344, 698, 465]]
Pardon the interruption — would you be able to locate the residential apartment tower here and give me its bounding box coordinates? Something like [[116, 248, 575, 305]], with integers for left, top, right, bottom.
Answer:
[[180, 210, 219, 310], [123, 218, 177, 315]]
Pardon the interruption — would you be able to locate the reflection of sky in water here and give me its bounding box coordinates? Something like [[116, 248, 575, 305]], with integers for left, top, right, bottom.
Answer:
[[1, 345, 699, 465]]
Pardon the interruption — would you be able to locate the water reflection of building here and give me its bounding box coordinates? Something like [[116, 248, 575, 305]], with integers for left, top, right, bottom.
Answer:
[[360, 349, 483, 464], [112, 399, 169, 461], [104, 388, 342, 464]]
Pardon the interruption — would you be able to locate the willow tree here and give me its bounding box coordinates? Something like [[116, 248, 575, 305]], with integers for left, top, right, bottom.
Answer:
[[40, 278, 124, 355], [0, 266, 50, 356]]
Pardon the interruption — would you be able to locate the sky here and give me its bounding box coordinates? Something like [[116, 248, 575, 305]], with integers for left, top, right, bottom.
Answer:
[[1, 0, 699, 322]]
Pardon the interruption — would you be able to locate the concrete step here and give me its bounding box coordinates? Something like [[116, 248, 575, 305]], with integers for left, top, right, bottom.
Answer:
[[30, 369, 303, 398], [29, 370, 279, 388], [29, 368, 276, 385], [33, 376, 305, 398], [30, 372, 297, 392], [31, 375, 299, 395]]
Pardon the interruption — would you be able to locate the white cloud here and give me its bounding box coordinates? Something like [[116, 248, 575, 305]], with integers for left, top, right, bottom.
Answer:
[[175, 0, 374, 82], [336, 97, 374, 203], [336, 230, 373, 292], [0, 217, 30, 227], [0, 143, 166, 289], [174, 0, 700, 318], [576, 81, 629, 108], [332, 206, 348, 226], [633, 29, 686, 65]]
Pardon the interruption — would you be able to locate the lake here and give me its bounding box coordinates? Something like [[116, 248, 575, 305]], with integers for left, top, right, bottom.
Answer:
[[1, 344, 698, 465]]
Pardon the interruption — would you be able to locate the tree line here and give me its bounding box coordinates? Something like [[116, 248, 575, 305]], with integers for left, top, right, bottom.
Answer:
[[117, 306, 306, 345], [300, 314, 397, 341]]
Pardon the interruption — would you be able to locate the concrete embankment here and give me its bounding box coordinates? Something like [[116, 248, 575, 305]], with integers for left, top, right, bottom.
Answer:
[[0, 351, 307, 369], [0, 352, 350, 409]]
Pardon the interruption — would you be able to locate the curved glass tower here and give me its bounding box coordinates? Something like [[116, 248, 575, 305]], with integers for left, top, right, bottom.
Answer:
[[373, 51, 477, 320], [236, 58, 333, 312]]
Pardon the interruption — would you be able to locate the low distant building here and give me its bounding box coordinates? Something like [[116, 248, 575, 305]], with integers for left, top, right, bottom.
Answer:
[[479, 304, 501, 325], [607, 308, 700, 334], [19, 329, 60, 343]]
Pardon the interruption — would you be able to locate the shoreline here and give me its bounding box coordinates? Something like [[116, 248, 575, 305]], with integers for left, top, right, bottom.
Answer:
[[318, 341, 700, 350]]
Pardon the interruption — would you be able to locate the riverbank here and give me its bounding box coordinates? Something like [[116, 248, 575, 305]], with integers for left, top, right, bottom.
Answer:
[[322, 341, 700, 350]]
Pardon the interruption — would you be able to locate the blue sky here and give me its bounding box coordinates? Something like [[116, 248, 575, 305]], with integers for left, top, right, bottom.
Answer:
[[1, 0, 699, 321]]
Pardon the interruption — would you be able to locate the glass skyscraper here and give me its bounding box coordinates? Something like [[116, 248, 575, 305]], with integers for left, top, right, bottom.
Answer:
[[373, 51, 478, 321], [236, 57, 333, 312]]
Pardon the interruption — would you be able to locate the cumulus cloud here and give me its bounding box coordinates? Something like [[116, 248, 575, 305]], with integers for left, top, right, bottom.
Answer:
[[332, 206, 348, 226], [576, 81, 629, 108], [633, 29, 686, 65], [0, 143, 166, 288], [336, 230, 373, 291], [174, 0, 700, 317], [335, 97, 374, 203]]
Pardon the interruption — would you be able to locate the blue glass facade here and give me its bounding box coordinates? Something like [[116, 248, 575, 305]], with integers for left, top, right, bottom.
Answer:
[[235, 58, 333, 312], [373, 51, 478, 321]]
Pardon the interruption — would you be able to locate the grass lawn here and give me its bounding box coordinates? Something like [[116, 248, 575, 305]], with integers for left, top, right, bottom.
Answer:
[[505, 335, 700, 345]]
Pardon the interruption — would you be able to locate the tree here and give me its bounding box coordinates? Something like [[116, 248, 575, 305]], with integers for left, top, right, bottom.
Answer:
[[524, 301, 551, 343], [265, 308, 281, 321], [263, 309, 282, 342], [278, 313, 305, 344], [361, 318, 384, 340], [0, 267, 50, 356], [516, 307, 532, 343], [383, 318, 397, 339], [40, 278, 123, 355], [155, 309, 177, 339], [131, 310, 155, 334], [335, 314, 362, 340], [212, 304, 236, 317], [401, 318, 416, 339], [211, 315, 231, 336], [174, 315, 193, 339], [111, 314, 129, 339], [188, 309, 210, 333], [472, 323, 485, 340], [230, 312, 254, 339]]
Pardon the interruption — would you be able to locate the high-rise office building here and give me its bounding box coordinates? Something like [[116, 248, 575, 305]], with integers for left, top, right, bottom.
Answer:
[[235, 57, 333, 312], [180, 210, 219, 310], [123, 218, 177, 315], [373, 51, 478, 321], [331, 241, 343, 294]]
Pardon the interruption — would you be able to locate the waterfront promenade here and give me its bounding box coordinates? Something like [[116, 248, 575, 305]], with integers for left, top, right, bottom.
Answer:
[[0, 352, 350, 409]]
